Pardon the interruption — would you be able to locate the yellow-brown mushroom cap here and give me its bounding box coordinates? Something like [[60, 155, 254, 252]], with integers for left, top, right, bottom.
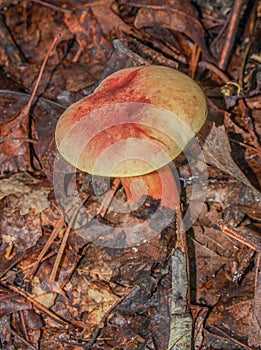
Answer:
[[55, 65, 207, 177]]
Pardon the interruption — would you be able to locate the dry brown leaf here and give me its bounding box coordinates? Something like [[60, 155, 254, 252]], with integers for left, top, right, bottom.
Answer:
[[0, 107, 31, 170], [0, 173, 50, 215], [134, 0, 213, 62], [203, 124, 261, 199], [0, 291, 32, 318], [238, 204, 261, 221], [0, 172, 39, 200], [30, 276, 57, 308], [88, 3, 133, 36], [64, 9, 112, 64], [0, 206, 42, 248]]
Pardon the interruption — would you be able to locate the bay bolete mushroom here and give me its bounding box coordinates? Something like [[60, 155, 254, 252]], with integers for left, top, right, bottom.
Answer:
[[55, 65, 207, 213]]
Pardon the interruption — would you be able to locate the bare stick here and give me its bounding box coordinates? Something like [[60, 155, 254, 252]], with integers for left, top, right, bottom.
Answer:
[[216, 220, 261, 252], [96, 178, 121, 217], [5, 283, 70, 326], [26, 216, 64, 279], [26, 0, 73, 13], [23, 33, 61, 116], [218, 0, 245, 70], [50, 199, 89, 282]]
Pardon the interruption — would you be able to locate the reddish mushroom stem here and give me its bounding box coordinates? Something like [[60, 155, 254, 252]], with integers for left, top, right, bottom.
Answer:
[[120, 164, 179, 211]]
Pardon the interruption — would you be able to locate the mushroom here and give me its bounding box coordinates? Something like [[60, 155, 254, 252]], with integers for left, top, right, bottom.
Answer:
[[55, 65, 207, 216]]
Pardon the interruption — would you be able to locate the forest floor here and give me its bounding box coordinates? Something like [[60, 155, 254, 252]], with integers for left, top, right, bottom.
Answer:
[[0, 0, 260, 349]]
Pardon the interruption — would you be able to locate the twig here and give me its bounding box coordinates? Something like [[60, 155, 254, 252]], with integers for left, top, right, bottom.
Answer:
[[207, 325, 253, 350], [49, 224, 72, 282], [3, 283, 70, 326], [198, 61, 229, 82], [0, 251, 27, 279], [210, 15, 230, 51], [218, 0, 245, 70], [216, 220, 261, 252], [18, 310, 30, 342], [23, 33, 61, 117], [26, 0, 73, 14], [189, 44, 201, 79], [50, 199, 89, 282], [21, 251, 57, 274], [10, 327, 37, 350], [238, 1, 258, 87], [96, 178, 121, 217], [0, 137, 37, 144], [0, 33, 61, 167], [26, 216, 65, 280], [230, 138, 261, 155]]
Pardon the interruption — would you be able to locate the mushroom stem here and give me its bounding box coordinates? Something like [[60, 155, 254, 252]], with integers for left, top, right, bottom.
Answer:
[[120, 164, 179, 211], [97, 165, 179, 217]]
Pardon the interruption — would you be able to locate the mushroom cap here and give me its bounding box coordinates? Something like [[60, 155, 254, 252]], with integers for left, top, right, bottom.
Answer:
[[55, 65, 207, 177]]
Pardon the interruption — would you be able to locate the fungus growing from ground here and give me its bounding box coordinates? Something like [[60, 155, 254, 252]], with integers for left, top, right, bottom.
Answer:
[[55, 65, 207, 216]]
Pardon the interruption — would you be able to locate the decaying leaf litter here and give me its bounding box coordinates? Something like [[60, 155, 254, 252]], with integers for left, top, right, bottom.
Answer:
[[0, 0, 260, 349]]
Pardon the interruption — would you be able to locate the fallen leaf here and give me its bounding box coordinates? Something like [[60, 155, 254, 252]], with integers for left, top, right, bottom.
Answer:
[[0, 291, 32, 318], [87, 1, 133, 36], [0, 172, 39, 200], [0, 173, 50, 215], [64, 9, 112, 64], [0, 107, 31, 171], [203, 124, 261, 199], [134, 0, 214, 62]]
